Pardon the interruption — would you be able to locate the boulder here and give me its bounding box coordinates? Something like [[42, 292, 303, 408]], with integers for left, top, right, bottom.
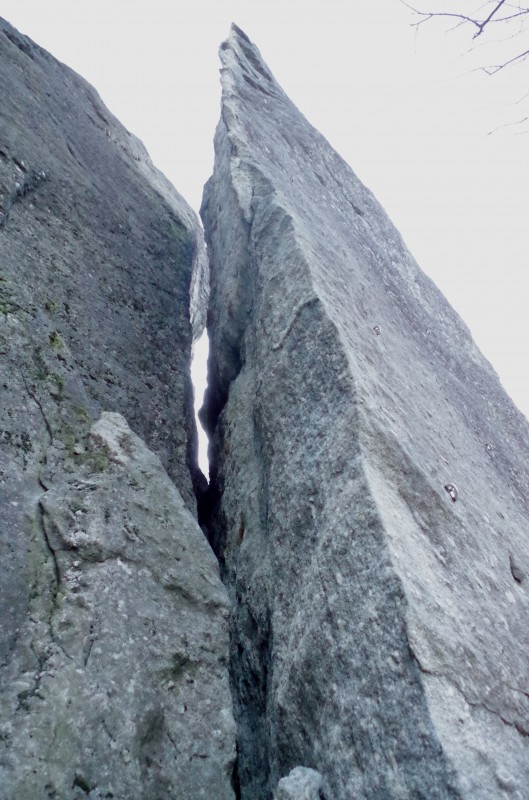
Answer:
[[274, 767, 324, 800], [0, 19, 235, 799], [0, 412, 236, 799], [201, 24, 529, 800]]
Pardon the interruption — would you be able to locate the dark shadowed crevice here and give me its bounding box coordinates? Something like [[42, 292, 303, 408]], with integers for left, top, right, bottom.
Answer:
[[196, 409, 227, 564], [231, 745, 242, 800]]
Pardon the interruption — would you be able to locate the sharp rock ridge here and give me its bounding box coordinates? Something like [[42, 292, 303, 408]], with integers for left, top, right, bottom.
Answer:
[[200, 23, 529, 800]]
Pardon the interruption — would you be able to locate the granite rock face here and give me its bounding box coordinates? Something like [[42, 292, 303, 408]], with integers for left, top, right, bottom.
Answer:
[[201, 25, 529, 800], [0, 17, 202, 510], [0, 19, 235, 799], [1, 412, 235, 799], [4, 14, 529, 800]]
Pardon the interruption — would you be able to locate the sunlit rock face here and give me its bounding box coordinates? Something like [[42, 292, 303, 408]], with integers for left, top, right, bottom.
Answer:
[[201, 24, 529, 800], [0, 19, 235, 799]]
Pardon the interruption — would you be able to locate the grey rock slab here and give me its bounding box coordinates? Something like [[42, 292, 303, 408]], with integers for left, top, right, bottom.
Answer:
[[0, 16, 203, 512], [0, 412, 236, 799], [0, 19, 234, 799], [201, 24, 529, 800]]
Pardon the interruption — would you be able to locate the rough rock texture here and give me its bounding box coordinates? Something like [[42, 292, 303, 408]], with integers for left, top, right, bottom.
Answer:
[[201, 25, 529, 800], [1, 413, 236, 799], [0, 16, 202, 510], [273, 767, 323, 800], [0, 18, 235, 799]]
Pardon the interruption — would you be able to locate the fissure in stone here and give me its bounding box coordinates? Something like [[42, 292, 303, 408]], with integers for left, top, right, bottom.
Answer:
[[0, 15, 528, 800]]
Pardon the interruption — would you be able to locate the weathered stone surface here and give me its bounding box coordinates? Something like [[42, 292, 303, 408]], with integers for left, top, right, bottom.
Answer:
[[0, 16, 202, 511], [0, 412, 236, 799], [201, 25, 529, 800], [0, 19, 235, 799], [274, 767, 323, 800]]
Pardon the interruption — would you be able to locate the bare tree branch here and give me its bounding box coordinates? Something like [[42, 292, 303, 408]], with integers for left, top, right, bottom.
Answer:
[[488, 113, 529, 133], [400, 1, 529, 74], [480, 46, 529, 72], [400, 1, 529, 35], [474, 0, 508, 37], [400, 1, 529, 129]]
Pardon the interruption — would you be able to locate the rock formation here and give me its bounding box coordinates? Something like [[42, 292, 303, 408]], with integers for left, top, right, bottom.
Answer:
[[0, 18, 234, 799], [3, 413, 235, 799], [2, 13, 529, 800], [0, 17, 205, 509], [201, 24, 529, 800]]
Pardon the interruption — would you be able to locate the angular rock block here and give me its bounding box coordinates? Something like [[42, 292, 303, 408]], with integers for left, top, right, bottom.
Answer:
[[201, 25, 529, 800], [0, 413, 235, 798], [274, 767, 324, 800], [0, 19, 235, 799]]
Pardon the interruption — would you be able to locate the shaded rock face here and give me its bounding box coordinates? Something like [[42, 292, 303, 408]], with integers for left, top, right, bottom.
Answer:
[[1, 413, 236, 799], [201, 25, 529, 800], [0, 17, 201, 510], [0, 19, 236, 800]]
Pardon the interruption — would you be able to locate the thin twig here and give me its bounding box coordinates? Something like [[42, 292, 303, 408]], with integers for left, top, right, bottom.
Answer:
[[400, 0, 529, 75], [481, 47, 529, 73]]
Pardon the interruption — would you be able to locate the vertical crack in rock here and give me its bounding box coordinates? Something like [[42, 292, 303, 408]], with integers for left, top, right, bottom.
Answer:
[[200, 25, 529, 800], [37, 495, 61, 595], [0, 150, 47, 229], [19, 368, 62, 602]]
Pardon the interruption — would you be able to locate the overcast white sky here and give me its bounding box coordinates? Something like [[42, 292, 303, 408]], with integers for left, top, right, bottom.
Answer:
[[3, 1, 528, 457]]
